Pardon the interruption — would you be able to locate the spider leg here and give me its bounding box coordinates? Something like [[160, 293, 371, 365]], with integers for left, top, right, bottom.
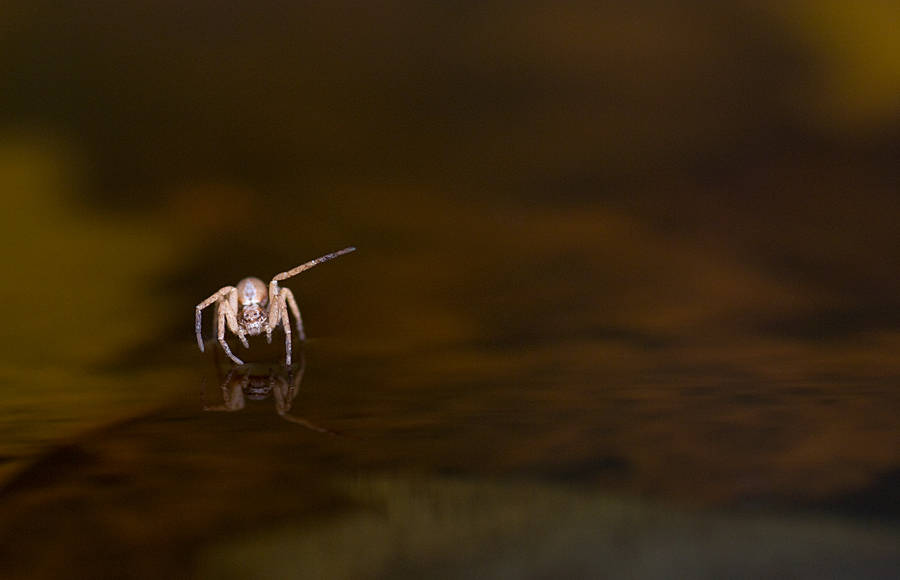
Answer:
[[265, 281, 281, 344], [279, 287, 305, 341], [226, 288, 249, 348], [271, 247, 356, 282], [196, 286, 235, 352], [216, 296, 245, 365], [280, 294, 293, 365]]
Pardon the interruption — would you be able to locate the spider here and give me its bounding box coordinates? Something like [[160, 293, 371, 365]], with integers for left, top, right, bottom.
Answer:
[[195, 247, 355, 365]]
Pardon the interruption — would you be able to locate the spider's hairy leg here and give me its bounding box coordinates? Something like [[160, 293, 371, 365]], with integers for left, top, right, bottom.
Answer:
[[217, 296, 245, 365], [280, 287, 305, 341], [280, 294, 293, 365], [226, 289, 249, 348], [265, 281, 282, 344], [271, 247, 356, 282], [195, 286, 235, 352]]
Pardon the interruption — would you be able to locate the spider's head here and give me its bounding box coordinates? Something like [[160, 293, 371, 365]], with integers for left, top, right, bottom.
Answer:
[[238, 304, 268, 335]]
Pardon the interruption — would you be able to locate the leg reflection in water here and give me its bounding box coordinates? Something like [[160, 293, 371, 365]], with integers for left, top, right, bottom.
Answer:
[[200, 348, 347, 436]]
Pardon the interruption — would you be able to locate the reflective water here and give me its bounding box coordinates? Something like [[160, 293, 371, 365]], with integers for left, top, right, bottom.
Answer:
[[2, 3, 900, 579]]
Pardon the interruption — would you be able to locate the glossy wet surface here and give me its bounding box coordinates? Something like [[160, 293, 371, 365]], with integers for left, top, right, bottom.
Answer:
[[3, 3, 900, 579]]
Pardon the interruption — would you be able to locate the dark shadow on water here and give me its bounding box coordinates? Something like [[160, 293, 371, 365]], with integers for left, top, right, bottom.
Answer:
[[200, 354, 352, 437]]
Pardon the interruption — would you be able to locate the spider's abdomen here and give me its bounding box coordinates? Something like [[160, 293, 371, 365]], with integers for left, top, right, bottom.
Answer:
[[239, 304, 269, 335], [236, 277, 268, 306]]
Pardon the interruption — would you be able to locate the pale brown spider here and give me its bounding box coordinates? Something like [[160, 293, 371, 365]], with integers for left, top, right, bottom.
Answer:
[[195, 247, 355, 365]]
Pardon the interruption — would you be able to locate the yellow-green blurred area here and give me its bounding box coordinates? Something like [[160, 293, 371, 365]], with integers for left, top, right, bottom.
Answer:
[[2, 1, 900, 578]]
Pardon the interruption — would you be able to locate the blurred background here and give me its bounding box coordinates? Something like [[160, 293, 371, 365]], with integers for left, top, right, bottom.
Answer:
[[2, 1, 900, 578]]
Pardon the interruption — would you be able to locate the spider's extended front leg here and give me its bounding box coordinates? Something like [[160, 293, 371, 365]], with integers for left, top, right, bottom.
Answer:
[[271, 247, 356, 284], [265, 246, 355, 345], [196, 286, 235, 352]]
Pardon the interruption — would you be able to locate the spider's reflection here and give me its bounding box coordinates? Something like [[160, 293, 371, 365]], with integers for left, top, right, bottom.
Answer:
[[200, 348, 343, 435]]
